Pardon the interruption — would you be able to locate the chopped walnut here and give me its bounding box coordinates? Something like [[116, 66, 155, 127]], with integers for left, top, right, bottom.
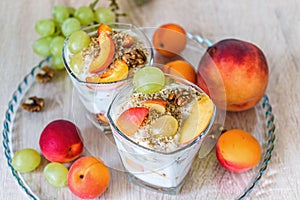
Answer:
[[36, 66, 55, 83], [121, 49, 147, 68], [168, 88, 193, 106], [122, 34, 135, 47], [21, 96, 45, 112]]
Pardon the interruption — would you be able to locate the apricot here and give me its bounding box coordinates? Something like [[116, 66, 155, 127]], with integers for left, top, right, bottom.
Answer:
[[163, 60, 197, 84], [68, 156, 110, 199], [152, 23, 187, 57], [216, 129, 262, 173], [197, 38, 269, 111]]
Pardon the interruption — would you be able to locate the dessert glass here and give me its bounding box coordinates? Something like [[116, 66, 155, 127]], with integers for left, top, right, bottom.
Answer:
[[62, 23, 153, 131], [106, 66, 216, 194]]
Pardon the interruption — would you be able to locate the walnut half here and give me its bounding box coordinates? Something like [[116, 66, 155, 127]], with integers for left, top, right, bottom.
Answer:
[[167, 88, 193, 107], [36, 66, 55, 83], [21, 96, 45, 112], [121, 49, 147, 68]]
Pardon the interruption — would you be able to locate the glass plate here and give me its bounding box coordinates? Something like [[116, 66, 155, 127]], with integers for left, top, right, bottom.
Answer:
[[2, 32, 275, 199]]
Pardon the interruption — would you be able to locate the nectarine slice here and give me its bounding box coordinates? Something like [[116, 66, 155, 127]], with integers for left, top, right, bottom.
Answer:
[[142, 99, 166, 113], [179, 94, 214, 144], [89, 33, 115, 74], [86, 60, 128, 83], [97, 23, 112, 35], [99, 60, 129, 82], [116, 107, 149, 136]]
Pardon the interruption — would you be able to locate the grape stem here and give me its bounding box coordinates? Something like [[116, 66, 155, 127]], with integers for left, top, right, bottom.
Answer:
[[89, 0, 100, 10], [89, 0, 128, 22]]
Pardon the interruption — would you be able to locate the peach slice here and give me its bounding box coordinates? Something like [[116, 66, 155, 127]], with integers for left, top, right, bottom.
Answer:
[[179, 94, 214, 144], [125, 157, 144, 172], [86, 60, 129, 83], [86, 74, 101, 83], [89, 33, 115, 74], [98, 60, 128, 82], [116, 107, 149, 136], [97, 23, 112, 35], [142, 99, 166, 113]]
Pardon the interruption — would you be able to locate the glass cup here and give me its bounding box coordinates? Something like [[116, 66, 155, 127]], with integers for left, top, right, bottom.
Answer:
[[62, 23, 153, 131], [106, 67, 217, 194]]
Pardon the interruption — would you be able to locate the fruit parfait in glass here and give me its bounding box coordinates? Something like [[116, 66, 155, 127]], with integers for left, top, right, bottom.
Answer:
[[63, 23, 153, 130], [107, 66, 216, 194]]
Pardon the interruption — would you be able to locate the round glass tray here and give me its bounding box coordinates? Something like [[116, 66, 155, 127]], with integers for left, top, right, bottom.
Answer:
[[2, 32, 275, 199]]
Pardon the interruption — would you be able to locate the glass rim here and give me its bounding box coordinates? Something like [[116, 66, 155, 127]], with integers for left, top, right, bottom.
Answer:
[[62, 22, 154, 85], [106, 73, 217, 155]]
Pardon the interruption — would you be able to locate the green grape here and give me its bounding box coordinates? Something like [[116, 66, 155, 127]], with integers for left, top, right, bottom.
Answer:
[[69, 52, 84, 74], [33, 36, 53, 57], [74, 6, 94, 26], [11, 148, 41, 173], [150, 115, 178, 137], [94, 7, 115, 24], [44, 162, 68, 187], [61, 17, 81, 37], [52, 55, 65, 70], [50, 36, 65, 57], [35, 19, 55, 36], [133, 66, 165, 94], [67, 30, 91, 54], [52, 5, 69, 24], [67, 6, 76, 17]]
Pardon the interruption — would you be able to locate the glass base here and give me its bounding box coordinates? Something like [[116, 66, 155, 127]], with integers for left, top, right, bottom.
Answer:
[[126, 172, 184, 195], [86, 112, 112, 134]]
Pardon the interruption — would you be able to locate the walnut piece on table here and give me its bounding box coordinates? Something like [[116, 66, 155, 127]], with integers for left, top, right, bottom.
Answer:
[[21, 96, 45, 112], [36, 66, 55, 83]]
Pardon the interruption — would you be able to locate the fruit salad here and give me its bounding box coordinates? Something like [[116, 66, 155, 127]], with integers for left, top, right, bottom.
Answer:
[[107, 66, 216, 193], [63, 23, 152, 115]]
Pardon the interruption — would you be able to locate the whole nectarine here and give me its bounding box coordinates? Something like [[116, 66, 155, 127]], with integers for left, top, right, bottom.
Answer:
[[39, 119, 84, 163], [197, 38, 269, 111]]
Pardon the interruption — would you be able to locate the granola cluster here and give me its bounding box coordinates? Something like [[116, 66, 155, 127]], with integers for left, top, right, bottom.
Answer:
[[127, 85, 201, 152], [81, 30, 149, 71]]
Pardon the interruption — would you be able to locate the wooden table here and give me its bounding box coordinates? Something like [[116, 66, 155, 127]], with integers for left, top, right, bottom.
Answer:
[[1, 0, 299, 199]]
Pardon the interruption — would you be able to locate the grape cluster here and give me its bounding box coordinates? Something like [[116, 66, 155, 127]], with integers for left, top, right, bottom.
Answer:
[[33, 1, 124, 70]]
